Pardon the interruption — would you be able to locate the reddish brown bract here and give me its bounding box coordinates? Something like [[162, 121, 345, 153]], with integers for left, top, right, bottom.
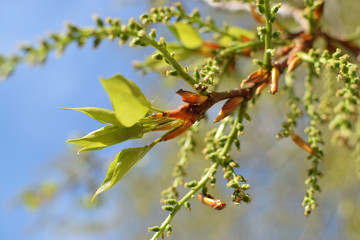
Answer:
[[198, 194, 226, 210], [213, 96, 244, 123], [289, 131, 316, 156], [269, 66, 280, 94]]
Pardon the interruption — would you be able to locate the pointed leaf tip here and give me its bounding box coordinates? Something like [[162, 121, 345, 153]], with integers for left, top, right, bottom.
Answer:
[[91, 145, 153, 201], [171, 23, 203, 49], [67, 124, 144, 152], [62, 107, 120, 125], [100, 74, 150, 127]]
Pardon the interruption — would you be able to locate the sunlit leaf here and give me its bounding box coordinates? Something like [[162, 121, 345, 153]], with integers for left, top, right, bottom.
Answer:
[[219, 26, 255, 46], [62, 107, 120, 126], [91, 145, 152, 201], [170, 23, 203, 49], [100, 74, 150, 127], [67, 124, 143, 152]]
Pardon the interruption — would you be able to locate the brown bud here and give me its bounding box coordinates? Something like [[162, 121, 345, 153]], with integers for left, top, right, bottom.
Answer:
[[289, 131, 316, 156], [176, 89, 208, 104], [198, 194, 226, 210], [269, 66, 280, 94], [213, 97, 244, 123], [255, 81, 270, 95], [162, 121, 192, 141], [241, 68, 270, 89], [287, 56, 302, 73]]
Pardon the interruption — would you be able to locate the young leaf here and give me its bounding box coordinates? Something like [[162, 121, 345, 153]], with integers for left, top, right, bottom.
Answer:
[[170, 23, 203, 50], [219, 26, 255, 46], [100, 74, 150, 127], [68, 124, 143, 152], [91, 145, 152, 201], [62, 107, 120, 125]]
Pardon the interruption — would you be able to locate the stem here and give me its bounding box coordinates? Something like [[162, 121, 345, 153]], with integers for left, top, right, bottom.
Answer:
[[263, 0, 273, 69], [189, 18, 240, 41], [220, 41, 262, 56], [150, 101, 248, 240], [140, 35, 200, 94]]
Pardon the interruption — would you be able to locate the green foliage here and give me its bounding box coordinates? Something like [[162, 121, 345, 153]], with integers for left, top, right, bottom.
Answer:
[[218, 26, 255, 46], [62, 107, 120, 125], [100, 74, 151, 127], [2, 0, 360, 239], [67, 124, 144, 152], [91, 145, 152, 201], [168, 23, 203, 49]]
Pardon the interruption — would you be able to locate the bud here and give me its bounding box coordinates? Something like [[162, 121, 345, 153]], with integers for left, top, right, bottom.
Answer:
[[165, 199, 177, 205], [184, 201, 191, 211], [137, 30, 146, 38], [152, 53, 164, 60], [193, 70, 200, 82], [130, 37, 142, 47], [255, 81, 270, 95], [140, 13, 149, 20], [269, 66, 280, 94], [93, 37, 102, 49], [287, 56, 302, 73], [227, 180, 240, 188], [198, 194, 226, 210], [128, 18, 137, 30], [185, 180, 198, 188], [166, 70, 179, 77], [161, 205, 174, 211], [166, 225, 172, 237], [257, 4, 265, 14], [149, 28, 157, 39], [158, 37, 166, 47], [289, 131, 316, 156], [271, 3, 282, 15], [92, 14, 104, 28], [148, 226, 160, 232], [241, 67, 269, 89], [213, 97, 244, 123], [176, 89, 208, 104]]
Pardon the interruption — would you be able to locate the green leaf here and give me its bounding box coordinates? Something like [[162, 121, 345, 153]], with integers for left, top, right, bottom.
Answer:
[[100, 74, 150, 127], [67, 124, 143, 152], [167, 24, 181, 40], [62, 107, 120, 126], [91, 145, 151, 201], [219, 26, 255, 46], [170, 23, 203, 49]]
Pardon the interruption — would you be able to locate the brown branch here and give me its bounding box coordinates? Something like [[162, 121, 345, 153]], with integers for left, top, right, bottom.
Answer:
[[319, 30, 360, 61]]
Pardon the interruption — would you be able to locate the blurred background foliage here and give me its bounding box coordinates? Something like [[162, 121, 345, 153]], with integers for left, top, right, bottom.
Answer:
[[1, 0, 360, 239]]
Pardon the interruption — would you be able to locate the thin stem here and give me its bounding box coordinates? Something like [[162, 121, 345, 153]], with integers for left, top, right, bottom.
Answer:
[[150, 101, 248, 240], [127, 33, 201, 94], [220, 41, 262, 56], [263, 0, 273, 69], [189, 18, 240, 41]]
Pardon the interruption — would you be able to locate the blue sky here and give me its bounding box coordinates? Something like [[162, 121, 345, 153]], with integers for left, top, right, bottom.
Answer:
[[0, 1, 158, 239]]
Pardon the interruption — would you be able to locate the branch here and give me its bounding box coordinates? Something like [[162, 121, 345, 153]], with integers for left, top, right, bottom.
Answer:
[[150, 101, 248, 239], [262, 0, 273, 69], [139, 35, 199, 92]]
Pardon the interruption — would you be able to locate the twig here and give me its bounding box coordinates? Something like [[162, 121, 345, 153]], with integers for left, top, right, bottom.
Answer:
[[150, 101, 248, 240]]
